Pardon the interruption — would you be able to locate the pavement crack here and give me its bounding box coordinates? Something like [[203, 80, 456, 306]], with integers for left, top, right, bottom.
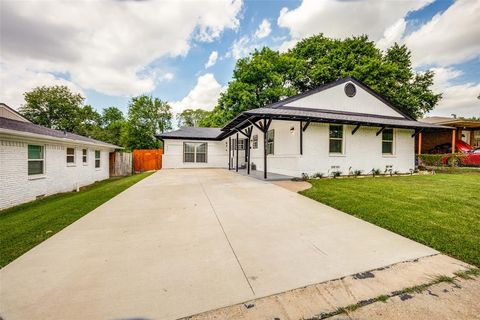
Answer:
[[199, 181, 256, 296]]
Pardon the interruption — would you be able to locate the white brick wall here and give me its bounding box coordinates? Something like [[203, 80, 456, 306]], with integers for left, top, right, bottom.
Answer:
[[0, 137, 111, 209]]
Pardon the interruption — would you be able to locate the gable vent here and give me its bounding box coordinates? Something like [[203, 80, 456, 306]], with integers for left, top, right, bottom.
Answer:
[[344, 83, 356, 97]]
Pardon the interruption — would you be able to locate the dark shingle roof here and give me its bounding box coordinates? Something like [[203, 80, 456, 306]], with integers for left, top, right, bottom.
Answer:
[[238, 107, 452, 130], [156, 127, 223, 140], [0, 117, 120, 148]]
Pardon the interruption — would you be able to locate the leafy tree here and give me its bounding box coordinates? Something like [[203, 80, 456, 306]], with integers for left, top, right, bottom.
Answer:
[[121, 95, 172, 150], [288, 36, 440, 119], [20, 85, 85, 132], [75, 105, 103, 139], [212, 47, 301, 125], [177, 108, 210, 127], [205, 34, 441, 126], [100, 107, 126, 146]]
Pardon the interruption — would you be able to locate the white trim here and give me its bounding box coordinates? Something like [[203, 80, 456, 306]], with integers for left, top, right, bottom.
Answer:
[[0, 128, 119, 150], [27, 143, 46, 176]]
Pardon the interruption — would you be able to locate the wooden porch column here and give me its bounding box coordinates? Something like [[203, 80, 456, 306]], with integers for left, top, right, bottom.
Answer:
[[417, 132, 422, 155], [235, 132, 239, 172], [228, 137, 231, 170], [451, 129, 456, 154]]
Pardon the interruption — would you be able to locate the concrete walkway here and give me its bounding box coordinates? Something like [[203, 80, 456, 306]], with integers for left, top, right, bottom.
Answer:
[[0, 169, 436, 320]]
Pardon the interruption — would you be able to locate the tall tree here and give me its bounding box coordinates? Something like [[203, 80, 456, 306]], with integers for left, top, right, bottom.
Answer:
[[121, 95, 172, 150], [177, 108, 210, 127], [212, 47, 301, 126], [204, 34, 441, 126], [20, 85, 85, 132], [100, 107, 126, 146], [288, 36, 440, 119]]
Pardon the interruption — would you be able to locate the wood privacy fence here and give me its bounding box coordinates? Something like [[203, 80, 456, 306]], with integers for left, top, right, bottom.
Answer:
[[109, 152, 133, 177], [133, 149, 163, 172]]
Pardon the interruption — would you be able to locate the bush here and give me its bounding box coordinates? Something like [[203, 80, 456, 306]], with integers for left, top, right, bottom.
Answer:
[[418, 153, 468, 167], [353, 170, 362, 177], [301, 173, 310, 181], [332, 171, 341, 178], [313, 172, 324, 179]]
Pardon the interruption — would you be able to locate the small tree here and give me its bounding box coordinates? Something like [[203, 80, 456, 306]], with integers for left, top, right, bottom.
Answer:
[[20, 85, 85, 132], [121, 95, 172, 150], [177, 108, 210, 127]]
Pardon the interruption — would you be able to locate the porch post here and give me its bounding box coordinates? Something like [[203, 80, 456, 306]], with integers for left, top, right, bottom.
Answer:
[[236, 132, 239, 172], [417, 132, 422, 155], [452, 129, 456, 154], [263, 121, 267, 179], [228, 137, 231, 170], [300, 121, 303, 155], [247, 135, 250, 175]]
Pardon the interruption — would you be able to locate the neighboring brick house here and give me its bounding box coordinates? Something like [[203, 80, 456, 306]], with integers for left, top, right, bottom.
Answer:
[[0, 103, 119, 209]]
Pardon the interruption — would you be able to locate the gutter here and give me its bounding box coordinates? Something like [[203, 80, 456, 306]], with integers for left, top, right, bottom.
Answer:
[[0, 128, 122, 150]]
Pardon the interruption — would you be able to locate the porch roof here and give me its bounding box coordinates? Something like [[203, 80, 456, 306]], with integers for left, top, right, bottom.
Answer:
[[221, 106, 452, 133]]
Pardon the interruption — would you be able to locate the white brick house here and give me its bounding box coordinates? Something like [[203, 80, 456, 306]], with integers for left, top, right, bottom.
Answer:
[[0, 103, 119, 209], [158, 77, 450, 178]]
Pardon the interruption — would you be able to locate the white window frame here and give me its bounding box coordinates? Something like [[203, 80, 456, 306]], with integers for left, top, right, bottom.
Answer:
[[329, 124, 345, 155], [82, 149, 88, 165], [252, 134, 258, 149], [28, 144, 45, 176], [382, 128, 395, 156], [66, 147, 76, 166], [183, 142, 208, 163], [267, 129, 274, 155], [95, 150, 101, 169]]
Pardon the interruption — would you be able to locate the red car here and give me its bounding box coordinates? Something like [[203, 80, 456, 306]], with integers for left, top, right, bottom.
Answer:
[[428, 139, 474, 154], [442, 147, 480, 166]]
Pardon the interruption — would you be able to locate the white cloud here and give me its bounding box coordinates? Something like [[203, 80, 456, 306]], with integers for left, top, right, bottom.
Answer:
[[0, 0, 242, 104], [205, 51, 219, 68], [377, 19, 406, 50], [405, 1, 480, 67], [230, 36, 256, 60], [170, 74, 224, 113], [159, 72, 174, 82], [428, 67, 480, 117], [255, 19, 271, 38], [277, 0, 432, 51], [0, 63, 84, 109]]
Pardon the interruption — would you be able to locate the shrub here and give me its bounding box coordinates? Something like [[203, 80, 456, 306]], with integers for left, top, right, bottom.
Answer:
[[313, 172, 324, 179], [301, 173, 310, 181], [353, 170, 362, 177], [332, 171, 342, 178], [372, 168, 381, 177]]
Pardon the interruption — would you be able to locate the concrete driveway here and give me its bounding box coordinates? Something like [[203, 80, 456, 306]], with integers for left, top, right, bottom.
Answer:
[[0, 169, 436, 320]]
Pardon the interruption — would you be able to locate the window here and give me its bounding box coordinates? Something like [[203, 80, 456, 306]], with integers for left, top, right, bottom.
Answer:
[[183, 142, 207, 163], [267, 129, 274, 155], [28, 144, 44, 175], [231, 139, 245, 150], [382, 129, 394, 155], [82, 149, 88, 164], [237, 139, 245, 150], [252, 135, 258, 149], [95, 150, 101, 168], [66, 147, 75, 164], [329, 124, 343, 154]]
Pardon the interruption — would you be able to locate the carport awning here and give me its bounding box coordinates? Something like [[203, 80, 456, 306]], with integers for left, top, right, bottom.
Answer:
[[220, 107, 452, 136]]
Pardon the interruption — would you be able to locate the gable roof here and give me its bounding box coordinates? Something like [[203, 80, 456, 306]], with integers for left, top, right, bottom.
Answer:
[[156, 127, 223, 140], [263, 77, 413, 120], [0, 117, 120, 148], [0, 103, 31, 123]]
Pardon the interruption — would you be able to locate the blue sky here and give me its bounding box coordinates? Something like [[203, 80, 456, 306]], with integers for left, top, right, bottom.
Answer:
[[1, 0, 479, 117]]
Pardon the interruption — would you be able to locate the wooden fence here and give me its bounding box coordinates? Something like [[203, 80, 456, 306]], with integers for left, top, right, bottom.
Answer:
[[109, 151, 133, 177], [133, 149, 163, 172]]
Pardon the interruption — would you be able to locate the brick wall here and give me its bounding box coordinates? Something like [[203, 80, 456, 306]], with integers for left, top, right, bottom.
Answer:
[[0, 137, 111, 209]]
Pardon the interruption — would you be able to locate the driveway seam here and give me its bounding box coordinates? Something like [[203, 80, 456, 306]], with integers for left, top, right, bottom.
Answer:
[[199, 181, 256, 296]]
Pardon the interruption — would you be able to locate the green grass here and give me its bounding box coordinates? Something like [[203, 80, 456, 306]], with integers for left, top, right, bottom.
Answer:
[[0, 172, 153, 267], [300, 174, 480, 266]]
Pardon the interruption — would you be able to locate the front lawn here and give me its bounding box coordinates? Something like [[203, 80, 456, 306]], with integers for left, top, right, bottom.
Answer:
[[300, 174, 480, 266], [0, 172, 153, 268]]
